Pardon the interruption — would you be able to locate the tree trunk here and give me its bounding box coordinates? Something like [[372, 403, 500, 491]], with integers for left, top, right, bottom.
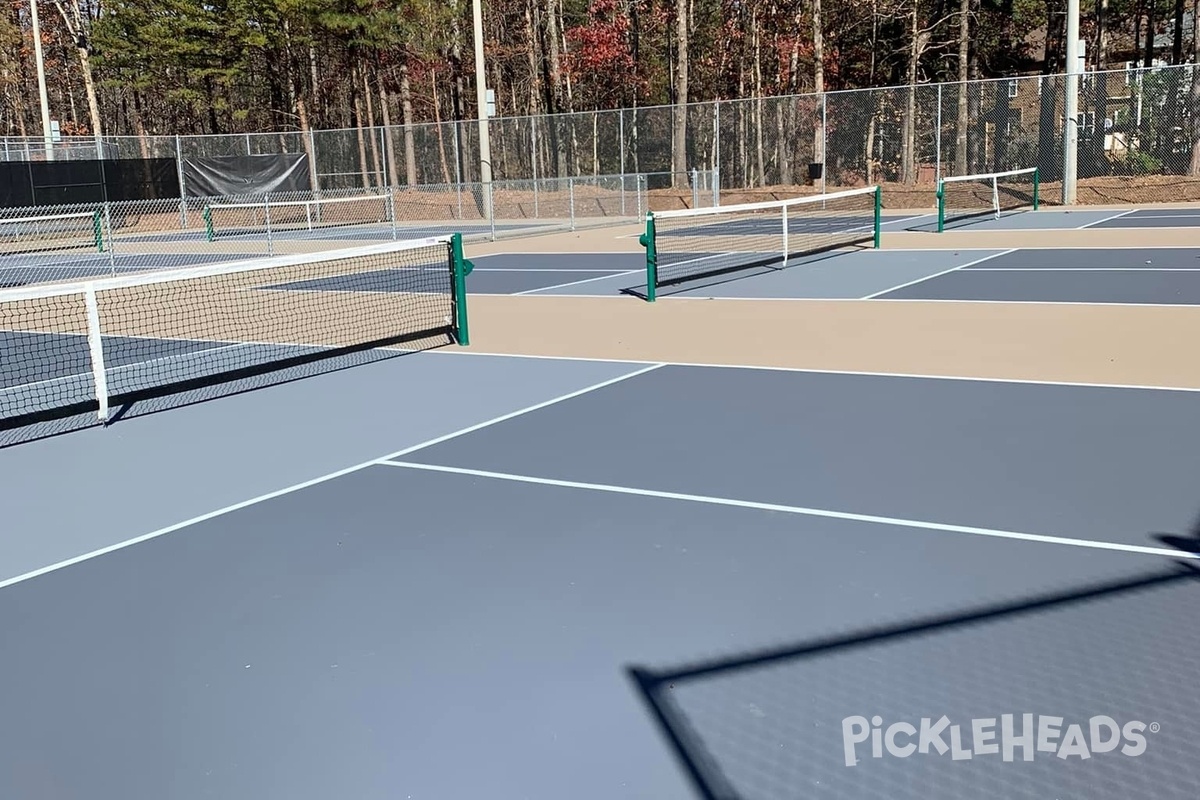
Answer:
[[901, 1, 921, 185], [1190, 0, 1200, 174], [50, 0, 103, 141], [1144, 3, 1154, 67], [671, 0, 689, 187], [752, 10, 764, 186], [132, 91, 151, 161], [1174, 0, 1185, 63], [812, 0, 825, 183], [399, 62, 418, 186], [956, 0, 970, 173], [431, 68, 454, 184], [362, 69, 383, 187], [297, 96, 320, 195], [352, 74, 370, 189], [379, 81, 401, 191], [545, 0, 568, 177]]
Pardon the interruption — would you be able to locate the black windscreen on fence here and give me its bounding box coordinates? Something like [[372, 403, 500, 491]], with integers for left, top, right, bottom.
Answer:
[[0, 158, 181, 208]]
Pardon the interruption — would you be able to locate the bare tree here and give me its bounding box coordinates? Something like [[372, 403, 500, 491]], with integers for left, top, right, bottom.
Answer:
[[1190, 0, 1200, 174], [50, 0, 102, 142], [955, 0, 970, 174], [813, 0, 825, 185], [672, 0, 689, 187]]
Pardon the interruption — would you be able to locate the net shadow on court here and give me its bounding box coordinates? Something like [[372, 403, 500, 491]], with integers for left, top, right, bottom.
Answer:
[[627, 560, 1200, 800], [620, 246, 874, 300]]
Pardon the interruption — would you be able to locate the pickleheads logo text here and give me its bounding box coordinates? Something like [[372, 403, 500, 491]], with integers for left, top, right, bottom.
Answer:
[[842, 714, 1157, 767]]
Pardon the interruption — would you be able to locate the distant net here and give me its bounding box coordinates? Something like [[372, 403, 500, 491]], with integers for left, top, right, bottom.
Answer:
[[204, 194, 396, 241], [937, 168, 1040, 231], [639, 186, 880, 298], [0, 237, 469, 447], [0, 210, 104, 256]]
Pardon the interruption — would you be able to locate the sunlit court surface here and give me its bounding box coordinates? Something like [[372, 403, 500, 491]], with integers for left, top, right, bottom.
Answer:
[[5, 189, 1200, 800]]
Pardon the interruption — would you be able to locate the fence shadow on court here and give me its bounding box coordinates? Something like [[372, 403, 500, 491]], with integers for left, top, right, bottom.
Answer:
[[625, 551, 1200, 800]]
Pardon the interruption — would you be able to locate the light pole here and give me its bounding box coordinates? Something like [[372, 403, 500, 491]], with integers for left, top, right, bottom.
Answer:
[[471, 0, 493, 220], [29, 0, 55, 161], [1062, 0, 1080, 204]]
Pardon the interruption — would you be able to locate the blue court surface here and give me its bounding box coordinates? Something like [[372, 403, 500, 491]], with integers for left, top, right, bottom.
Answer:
[[459, 247, 1200, 304], [902, 205, 1200, 232], [1, 353, 1199, 800]]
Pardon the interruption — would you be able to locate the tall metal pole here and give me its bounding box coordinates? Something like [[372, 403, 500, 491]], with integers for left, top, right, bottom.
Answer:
[[29, 0, 54, 161], [471, 0, 493, 220], [1062, 0, 1081, 204]]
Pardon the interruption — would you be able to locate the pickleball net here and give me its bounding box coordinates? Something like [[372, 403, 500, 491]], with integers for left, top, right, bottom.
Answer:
[[936, 167, 1039, 232], [0, 210, 104, 255], [638, 186, 881, 300], [0, 236, 471, 447], [204, 193, 396, 241]]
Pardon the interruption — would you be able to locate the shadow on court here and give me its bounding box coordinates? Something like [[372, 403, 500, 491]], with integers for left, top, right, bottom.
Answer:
[[627, 554, 1200, 800]]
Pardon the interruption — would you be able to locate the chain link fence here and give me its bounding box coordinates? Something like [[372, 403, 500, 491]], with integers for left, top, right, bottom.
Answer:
[[0, 169, 727, 287], [5, 63, 1200, 214]]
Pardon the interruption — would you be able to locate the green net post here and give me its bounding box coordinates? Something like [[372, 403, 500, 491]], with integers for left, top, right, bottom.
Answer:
[[450, 232, 472, 346], [638, 213, 657, 303], [873, 185, 882, 249], [1032, 168, 1040, 211], [93, 209, 104, 252], [936, 180, 946, 233], [203, 205, 215, 242]]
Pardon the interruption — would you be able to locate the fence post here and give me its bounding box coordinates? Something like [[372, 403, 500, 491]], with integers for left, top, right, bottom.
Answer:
[[820, 93, 828, 193], [453, 125, 463, 220], [245, 133, 252, 155], [309, 129, 321, 197], [569, 176, 576, 231], [175, 135, 188, 229], [713, 102, 721, 204], [532, 123, 539, 217], [488, 182, 496, 241], [265, 195, 273, 256]]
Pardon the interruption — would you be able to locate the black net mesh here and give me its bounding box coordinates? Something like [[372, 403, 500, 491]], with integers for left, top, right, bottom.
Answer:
[[0, 239, 457, 447], [204, 194, 395, 241], [651, 188, 878, 289], [938, 169, 1039, 229]]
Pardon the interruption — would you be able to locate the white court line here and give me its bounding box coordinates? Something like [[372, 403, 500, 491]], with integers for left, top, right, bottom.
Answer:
[[469, 251, 643, 257], [867, 296, 1200, 309], [1121, 213, 1200, 219], [431, 349, 1200, 393], [515, 269, 642, 295], [1076, 209, 1137, 229], [0, 362, 665, 592], [880, 212, 936, 227], [379, 461, 1196, 561], [970, 267, 1200, 272], [862, 249, 1016, 299], [474, 268, 627, 273]]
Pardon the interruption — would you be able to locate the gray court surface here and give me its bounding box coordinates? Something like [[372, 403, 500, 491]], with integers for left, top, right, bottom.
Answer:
[[533, 246, 1200, 304], [1088, 208, 1200, 229], [0, 251, 239, 285], [336, 246, 1200, 304], [1, 356, 1198, 800]]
